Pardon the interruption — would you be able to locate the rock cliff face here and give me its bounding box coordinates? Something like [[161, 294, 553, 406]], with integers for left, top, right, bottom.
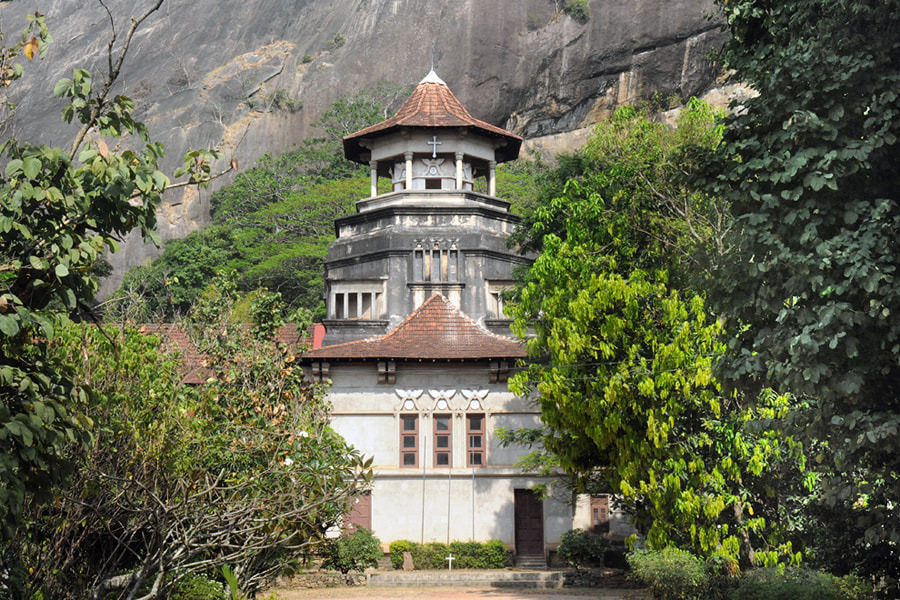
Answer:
[[0, 0, 726, 295]]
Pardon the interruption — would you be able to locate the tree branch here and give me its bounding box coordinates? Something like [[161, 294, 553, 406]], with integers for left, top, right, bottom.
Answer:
[[69, 0, 165, 160]]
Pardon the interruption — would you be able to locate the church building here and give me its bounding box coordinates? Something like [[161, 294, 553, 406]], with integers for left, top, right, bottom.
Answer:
[[303, 72, 624, 565]]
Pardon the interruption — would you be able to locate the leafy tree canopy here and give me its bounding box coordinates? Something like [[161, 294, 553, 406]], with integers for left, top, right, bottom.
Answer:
[[509, 101, 803, 565], [704, 0, 900, 586], [0, 5, 217, 542], [10, 280, 370, 599]]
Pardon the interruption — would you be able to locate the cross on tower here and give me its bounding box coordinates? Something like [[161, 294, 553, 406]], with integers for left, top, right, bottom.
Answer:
[[428, 135, 442, 158]]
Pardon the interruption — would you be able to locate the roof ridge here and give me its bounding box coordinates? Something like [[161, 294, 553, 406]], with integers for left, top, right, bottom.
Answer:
[[307, 293, 446, 354], [304, 293, 526, 360]]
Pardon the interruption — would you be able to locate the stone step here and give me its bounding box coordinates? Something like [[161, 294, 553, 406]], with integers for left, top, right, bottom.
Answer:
[[515, 556, 548, 569], [368, 570, 564, 588]]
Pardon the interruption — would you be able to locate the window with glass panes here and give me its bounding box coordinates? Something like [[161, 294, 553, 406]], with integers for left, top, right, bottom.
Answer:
[[467, 414, 485, 467], [433, 414, 452, 467], [400, 415, 418, 468]]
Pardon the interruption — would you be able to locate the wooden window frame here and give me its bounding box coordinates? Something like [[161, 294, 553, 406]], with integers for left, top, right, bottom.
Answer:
[[433, 414, 452, 467], [466, 413, 485, 467], [590, 494, 610, 534], [400, 415, 418, 468]]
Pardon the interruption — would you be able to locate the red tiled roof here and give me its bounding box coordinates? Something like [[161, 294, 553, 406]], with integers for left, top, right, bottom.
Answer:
[[140, 323, 309, 384], [304, 293, 526, 361], [343, 71, 521, 163]]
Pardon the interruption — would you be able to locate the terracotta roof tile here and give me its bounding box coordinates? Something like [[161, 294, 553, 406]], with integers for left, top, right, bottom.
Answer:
[[304, 293, 526, 361], [140, 323, 309, 384], [343, 71, 521, 163]]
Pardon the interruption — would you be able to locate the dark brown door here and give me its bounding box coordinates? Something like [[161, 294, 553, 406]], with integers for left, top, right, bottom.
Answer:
[[514, 489, 544, 556], [591, 495, 610, 534], [344, 492, 372, 533]]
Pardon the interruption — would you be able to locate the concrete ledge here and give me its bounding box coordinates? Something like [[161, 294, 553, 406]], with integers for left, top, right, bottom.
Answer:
[[368, 570, 565, 588]]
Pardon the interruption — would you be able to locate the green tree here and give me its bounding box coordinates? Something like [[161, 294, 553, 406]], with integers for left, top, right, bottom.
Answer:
[[12, 281, 371, 599], [509, 102, 801, 564], [704, 0, 900, 586], [0, 3, 217, 543]]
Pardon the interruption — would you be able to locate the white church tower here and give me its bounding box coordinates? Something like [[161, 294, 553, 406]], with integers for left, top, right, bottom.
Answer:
[[304, 72, 623, 565]]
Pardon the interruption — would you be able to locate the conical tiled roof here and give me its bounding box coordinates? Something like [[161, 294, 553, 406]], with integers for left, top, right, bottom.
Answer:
[[305, 293, 526, 361], [343, 71, 521, 163]]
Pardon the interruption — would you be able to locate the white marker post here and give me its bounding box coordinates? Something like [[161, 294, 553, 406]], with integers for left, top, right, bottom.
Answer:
[[446, 553, 455, 571]]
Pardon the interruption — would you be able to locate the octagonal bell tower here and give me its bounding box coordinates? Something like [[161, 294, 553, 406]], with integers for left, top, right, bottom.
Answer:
[[321, 71, 529, 346]]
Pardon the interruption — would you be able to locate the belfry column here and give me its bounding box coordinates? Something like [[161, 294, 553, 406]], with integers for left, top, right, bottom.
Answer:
[[405, 151, 414, 190], [488, 160, 497, 196], [369, 160, 378, 197], [455, 152, 464, 190]]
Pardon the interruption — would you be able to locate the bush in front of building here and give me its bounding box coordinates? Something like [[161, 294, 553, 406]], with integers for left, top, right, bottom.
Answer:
[[557, 528, 611, 571], [320, 527, 383, 574], [627, 548, 707, 600], [731, 567, 874, 600], [388, 539, 506, 570], [389, 540, 415, 569]]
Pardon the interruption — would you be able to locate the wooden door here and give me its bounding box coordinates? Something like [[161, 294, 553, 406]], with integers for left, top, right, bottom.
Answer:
[[514, 489, 544, 556], [344, 492, 372, 533]]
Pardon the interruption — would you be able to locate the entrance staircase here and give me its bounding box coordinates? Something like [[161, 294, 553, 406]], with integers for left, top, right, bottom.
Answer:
[[515, 554, 548, 570], [368, 570, 564, 589]]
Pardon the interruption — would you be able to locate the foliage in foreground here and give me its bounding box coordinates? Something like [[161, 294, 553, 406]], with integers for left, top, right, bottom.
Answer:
[[705, 0, 900, 589], [628, 548, 710, 600], [9, 280, 372, 599], [509, 101, 805, 565], [0, 3, 219, 551], [730, 567, 873, 600], [628, 549, 872, 600]]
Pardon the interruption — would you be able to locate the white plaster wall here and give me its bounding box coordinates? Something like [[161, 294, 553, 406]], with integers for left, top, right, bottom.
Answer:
[[370, 130, 496, 164], [489, 413, 541, 466], [330, 414, 395, 466], [325, 362, 589, 551], [369, 474, 574, 549]]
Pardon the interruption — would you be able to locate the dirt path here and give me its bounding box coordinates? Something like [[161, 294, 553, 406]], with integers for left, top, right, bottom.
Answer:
[[265, 585, 650, 600]]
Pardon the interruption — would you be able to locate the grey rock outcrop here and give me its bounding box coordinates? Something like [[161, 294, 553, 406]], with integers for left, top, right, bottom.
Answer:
[[0, 0, 726, 295]]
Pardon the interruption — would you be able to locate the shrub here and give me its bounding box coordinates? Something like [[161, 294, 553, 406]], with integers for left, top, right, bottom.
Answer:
[[732, 567, 874, 600], [703, 555, 740, 600], [449, 540, 506, 569], [627, 548, 706, 600], [564, 0, 590, 24], [526, 12, 545, 31], [171, 573, 226, 600], [301, 54, 313, 63], [266, 88, 302, 112], [389, 539, 415, 570], [320, 527, 383, 574], [388, 539, 506, 570], [557, 528, 610, 570], [328, 32, 345, 50]]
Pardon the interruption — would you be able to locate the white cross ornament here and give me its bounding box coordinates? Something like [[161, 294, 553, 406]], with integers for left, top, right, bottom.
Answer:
[[428, 135, 442, 158]]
